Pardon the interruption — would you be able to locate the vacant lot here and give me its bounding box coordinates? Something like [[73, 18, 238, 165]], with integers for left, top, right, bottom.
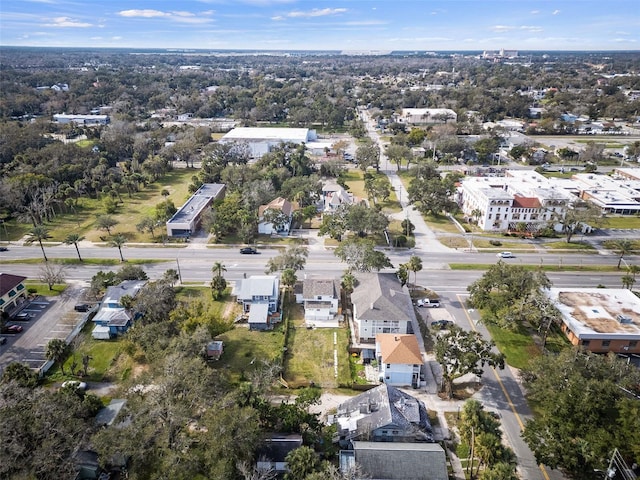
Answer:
[[283, 303, 351, 388]]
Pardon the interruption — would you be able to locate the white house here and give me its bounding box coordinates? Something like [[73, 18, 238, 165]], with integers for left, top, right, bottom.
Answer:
[[233, 275, 280, 330], [166, 183, 226, 237], [219, 127, 317, 159], [258, 197, 294, 235], [53, 114, 109, 125], [321, 182, 356, 212], [375, 334, 423, 388], [92, 280, 146, 339], [295, 277, 341, 326], [351, 273, 415, 345]]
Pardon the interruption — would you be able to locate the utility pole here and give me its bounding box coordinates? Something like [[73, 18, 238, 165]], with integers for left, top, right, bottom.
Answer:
[[176, 258, 182, 284]]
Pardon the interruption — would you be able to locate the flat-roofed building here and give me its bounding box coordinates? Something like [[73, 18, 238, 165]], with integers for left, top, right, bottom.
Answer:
[[53, 114, 109, 125], [166, 183, 226, 237], [396, 108, 457, 125], [546, 288, 640, 355], [219, 127, 316, 159], [572, 172, 640, 215]]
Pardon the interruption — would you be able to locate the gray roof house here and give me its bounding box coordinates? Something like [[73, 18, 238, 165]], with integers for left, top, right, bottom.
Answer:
[[92, 280, 146, 339], [340, 441, 448, 480], [351, 273, 415, 344], [233, 275, 281, 330], [295, 277, 341, 326], [334, 384, 434, 448]]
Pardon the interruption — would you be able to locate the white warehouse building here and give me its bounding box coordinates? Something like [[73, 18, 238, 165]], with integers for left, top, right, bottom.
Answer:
[[166, 183, 226, 238], [395, 108, 457, 124], [458, 170, 573, 233], [219, 127, 317, 159]]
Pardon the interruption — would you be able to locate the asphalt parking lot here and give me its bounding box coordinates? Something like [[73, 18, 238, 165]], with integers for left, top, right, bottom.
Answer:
[[0, 285, 88, 372]]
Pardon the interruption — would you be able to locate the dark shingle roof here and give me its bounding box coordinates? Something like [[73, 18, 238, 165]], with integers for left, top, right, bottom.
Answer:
[[351, 273, 413, 322], [0, 273, 27, 297]]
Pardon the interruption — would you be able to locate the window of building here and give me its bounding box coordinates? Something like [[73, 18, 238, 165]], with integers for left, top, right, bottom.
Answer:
[[582, 340, 590, 347], [602, 340, 610, 347], [629, 341, 638, 348], [386, 364, 391, 369]]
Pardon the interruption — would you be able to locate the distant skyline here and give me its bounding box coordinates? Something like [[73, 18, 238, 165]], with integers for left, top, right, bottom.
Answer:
[[1, 0, 638, 52]]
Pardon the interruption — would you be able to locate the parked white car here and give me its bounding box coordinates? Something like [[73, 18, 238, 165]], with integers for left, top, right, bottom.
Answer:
[[416, 298, 440, 308], [496, 251, 514, 258], [61, 380, 87, 391]]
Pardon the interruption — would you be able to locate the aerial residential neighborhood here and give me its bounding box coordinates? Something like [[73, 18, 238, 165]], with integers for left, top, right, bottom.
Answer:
[[1, 4, 640, 478]]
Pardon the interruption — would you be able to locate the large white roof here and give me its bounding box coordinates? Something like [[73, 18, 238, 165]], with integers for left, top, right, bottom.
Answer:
[[221, 127, 311, 142]]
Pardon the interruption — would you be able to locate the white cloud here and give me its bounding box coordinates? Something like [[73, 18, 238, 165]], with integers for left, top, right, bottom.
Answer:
[[44, 16, 92, 28], [286, 8, 347, 18], [552, 9, 561, 15], [118, 9, 213, 24], [530, 10, 540, 14], [271, 15, 285, 21], [490, 25, 515, 32], [520, 25, 543, 33]]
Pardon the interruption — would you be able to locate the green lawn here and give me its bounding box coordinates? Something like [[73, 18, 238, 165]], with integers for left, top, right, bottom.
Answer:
[[51, 336, 127, 383], [283, 303, 351, 388], [6, 169, 195, 244], [542, 241, 596, 251], [602, 239, 640, 251], [217, 324, 286, 383], [23, 282, 67, 296], [602, 216, 640, 229], [484, 323, 541, 370]]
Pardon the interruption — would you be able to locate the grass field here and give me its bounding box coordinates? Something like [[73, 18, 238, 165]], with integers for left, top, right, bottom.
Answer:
[[484, 323, 541, 370], [5, 169, 195, 244], [283, 303, 351, 388]]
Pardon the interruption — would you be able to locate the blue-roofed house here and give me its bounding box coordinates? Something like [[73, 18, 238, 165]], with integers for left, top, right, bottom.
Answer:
[[92, 280, 146, 339]]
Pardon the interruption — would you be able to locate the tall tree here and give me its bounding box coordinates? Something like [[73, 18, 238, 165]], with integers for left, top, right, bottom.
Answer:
[[281, 268, 297, 301], [95, 215, 118, 236], [554, 203, 604, 243], [522, 349, 640, 478], [434, 326, 505, 399], [355, 138, 380, 172], [334, 237, 393, 272], [284, 446, 321, 480], [406, 255, 423, 289], [611, 238, 634, 269], [63, 233, 85, 261], [211, 261, 227, 300], [46, 338, 70, 375], [38, 262, 66, 291], [25, 225, 51, 262], [109, 234, 127, 262], [265, 245, 309, 273]]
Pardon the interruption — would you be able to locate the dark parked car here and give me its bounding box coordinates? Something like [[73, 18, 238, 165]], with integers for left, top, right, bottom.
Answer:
[[0, 336, 7, 345], [74, 304, 91, 312], [239, 247, 258, 254], [13, 312, 31, 321], [2, 324, 24, 334], [431, 320, 453, 330], [0, 247, 8, 252]]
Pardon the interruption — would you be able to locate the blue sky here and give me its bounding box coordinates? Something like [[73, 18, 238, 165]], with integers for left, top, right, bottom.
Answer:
[[1, 0, 638, 51]]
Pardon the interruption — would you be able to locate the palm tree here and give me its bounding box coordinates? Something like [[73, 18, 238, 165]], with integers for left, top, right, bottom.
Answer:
[[212, 261, 227, 279], [25, 225, 52, 262], [612, 239, 634, 269], [407, 255, 423, 289], [281, 268, 297, 300], [46, 338, 69, 375], [64, 233, 85, 261], [622, 274, 636, 290], [109, 234, 127, 262]]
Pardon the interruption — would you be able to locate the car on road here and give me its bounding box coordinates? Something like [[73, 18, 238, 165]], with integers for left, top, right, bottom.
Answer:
[[0, 247, 8, 252], [61, 380, 88, 391], [74, 304, 91, 312], [496, 251, 515, 258], [416, 298, 441, 308], [431, 319, 453, 329], [0, 336, 6, 345], [239, 247, 258, 254], [1, 324, 23, 334]]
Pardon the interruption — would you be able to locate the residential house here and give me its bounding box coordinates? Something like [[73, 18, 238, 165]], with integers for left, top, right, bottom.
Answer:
[[91, 280, 146, 339], [321, 182, 356, 212], [340, 442, 448, 480], [376, 334, 423, 388], [0, 273, 27, 314], [350, 273, 415, 346], [546, 288, 640, 355], [334, 384, 434, 448], [258, 197, 294, 235], [256, 434, 303, 475], [295, 276, 341, 326], [233, 275, 281, 331]]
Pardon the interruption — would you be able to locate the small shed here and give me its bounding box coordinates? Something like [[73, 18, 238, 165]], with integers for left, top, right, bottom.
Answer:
[[206, 340, 224, 360]]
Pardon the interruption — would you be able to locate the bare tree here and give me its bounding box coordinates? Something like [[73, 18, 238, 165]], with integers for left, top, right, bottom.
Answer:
[[38, 262, 66, 290]]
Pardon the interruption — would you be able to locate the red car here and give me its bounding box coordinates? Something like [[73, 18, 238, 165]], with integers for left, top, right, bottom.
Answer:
[[2, 324, 23, 334]]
